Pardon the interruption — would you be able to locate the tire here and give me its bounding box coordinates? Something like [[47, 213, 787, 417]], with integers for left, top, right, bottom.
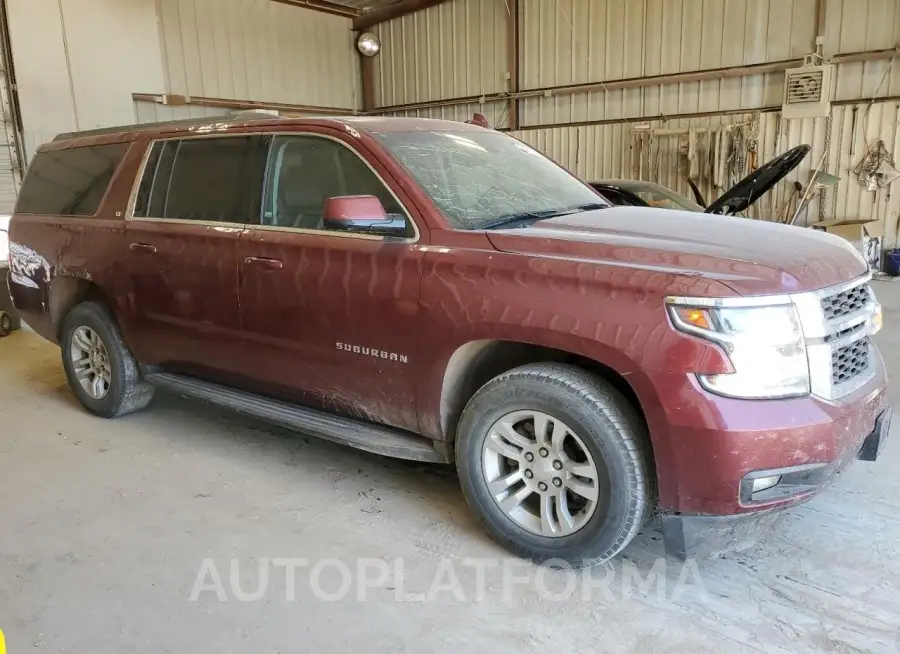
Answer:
[[0, 312, 10, 337], [60, 301, 154, 418], [455, 363, 653, 568]]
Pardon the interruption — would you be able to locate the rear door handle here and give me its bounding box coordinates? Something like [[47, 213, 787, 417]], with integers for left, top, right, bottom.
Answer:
[[244, 256, 283, 270], [129, 243, 157, 254]]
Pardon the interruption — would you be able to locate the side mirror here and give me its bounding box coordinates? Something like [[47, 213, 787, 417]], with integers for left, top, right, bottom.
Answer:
[[323, 195, 408, 236]]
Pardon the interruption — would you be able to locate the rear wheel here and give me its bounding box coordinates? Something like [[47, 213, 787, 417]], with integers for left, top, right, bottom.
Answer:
[[0, 312, 11, 337], [456, 363, 652, 567], [60, 302, 154, 418]]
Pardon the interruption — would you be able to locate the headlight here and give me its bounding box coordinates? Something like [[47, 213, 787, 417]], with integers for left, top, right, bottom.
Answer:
[[667, 300, 809, 399], [872, 301, 883, 335]]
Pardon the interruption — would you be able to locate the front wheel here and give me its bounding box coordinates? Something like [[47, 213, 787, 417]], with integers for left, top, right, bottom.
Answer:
[[60, 302, 154, 418], [456, 363, 653, 568]]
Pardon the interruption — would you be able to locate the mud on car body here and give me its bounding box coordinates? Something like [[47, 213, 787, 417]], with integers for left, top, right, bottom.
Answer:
[[8, 115, 890, 565]]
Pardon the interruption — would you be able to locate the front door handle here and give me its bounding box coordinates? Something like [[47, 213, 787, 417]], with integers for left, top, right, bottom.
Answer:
[[129, 243, 157, 254], [244, 256, 284, 270]]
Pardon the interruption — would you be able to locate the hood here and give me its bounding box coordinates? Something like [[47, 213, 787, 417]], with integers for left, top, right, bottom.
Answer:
[[704, 144, 810, 215], [486, 206, 868, 296]]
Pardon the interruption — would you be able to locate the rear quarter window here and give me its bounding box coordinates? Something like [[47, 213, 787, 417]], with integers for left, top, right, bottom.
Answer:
[[15, 142, 129, 216]]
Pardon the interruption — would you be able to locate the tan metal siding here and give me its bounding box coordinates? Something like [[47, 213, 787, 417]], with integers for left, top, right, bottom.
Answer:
[[509, 122, 633, 182], [378, 99, 510, 128], [519, 0, 818, 127], [7, 0, 166, 161], [511, 112, 768, 210], [0, 14, 21, 212], [826, 102, 900, 249], [0, 147, 16, 213], [372, 0, 508, 107], [824, 0, 900, 101], [514, 101, 900, 249], [133, 100, 227, 123], [158, 0, 360, 110]]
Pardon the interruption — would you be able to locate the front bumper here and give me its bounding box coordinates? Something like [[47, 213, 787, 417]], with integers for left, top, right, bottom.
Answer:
[[662, 407, 891, 559], [645, 350, 888, 517]]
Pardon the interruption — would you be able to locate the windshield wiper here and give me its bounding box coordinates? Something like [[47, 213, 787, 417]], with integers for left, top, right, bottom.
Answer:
[[479, 203, 608, 231]]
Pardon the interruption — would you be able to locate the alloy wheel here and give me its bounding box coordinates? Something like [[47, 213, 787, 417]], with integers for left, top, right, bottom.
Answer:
[[70, 326, 112, 399], [481, 410, 603, 537]]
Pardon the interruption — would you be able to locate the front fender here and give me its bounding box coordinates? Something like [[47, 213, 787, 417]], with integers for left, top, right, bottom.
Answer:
[[419, 324, 650, 440]]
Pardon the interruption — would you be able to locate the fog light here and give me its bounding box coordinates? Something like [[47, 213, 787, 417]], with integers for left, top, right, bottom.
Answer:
[[752, 475, 781, 493]]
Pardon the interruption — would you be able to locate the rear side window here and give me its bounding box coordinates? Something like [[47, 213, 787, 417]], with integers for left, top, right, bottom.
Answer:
[[133, 136, 266, 224], [16, 143, 129, 216]]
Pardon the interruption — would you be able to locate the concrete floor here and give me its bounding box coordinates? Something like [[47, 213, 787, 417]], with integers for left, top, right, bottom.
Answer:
[[1, 284, 899, 654]]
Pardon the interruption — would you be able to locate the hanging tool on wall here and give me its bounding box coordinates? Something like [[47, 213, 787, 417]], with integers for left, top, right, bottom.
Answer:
[[853, 139, 899, 192]]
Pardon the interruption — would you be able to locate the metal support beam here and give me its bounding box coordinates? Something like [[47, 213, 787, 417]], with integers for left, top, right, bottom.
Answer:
[[353, 0, 452, 31], [830, 47, 900, 64], [369, 58, 806, 114], [360, 46, 376, 112], [270, 0, 358, 19], [814, 0, 827, 48], [506, 0, 519, 130], [511, 106, 784, 134], [132, 93, 357, 116]]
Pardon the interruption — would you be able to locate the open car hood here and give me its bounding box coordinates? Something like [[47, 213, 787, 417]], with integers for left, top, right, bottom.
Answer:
[[704, 144, 810, 215]]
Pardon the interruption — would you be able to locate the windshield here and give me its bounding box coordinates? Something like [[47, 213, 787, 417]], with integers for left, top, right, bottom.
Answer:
[[613, 181, 704, 212], [375, 130, 606, 230]]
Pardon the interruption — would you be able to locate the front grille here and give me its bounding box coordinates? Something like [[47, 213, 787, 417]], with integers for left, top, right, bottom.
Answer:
[[821, 284, 871, 321], [831, 338, 870, 386]]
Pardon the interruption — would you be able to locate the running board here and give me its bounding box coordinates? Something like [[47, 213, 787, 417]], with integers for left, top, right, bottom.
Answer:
[[144, 373, 445, 463]]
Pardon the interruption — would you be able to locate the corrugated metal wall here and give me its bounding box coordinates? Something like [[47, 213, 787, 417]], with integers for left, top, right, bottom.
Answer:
[[372, 0, 899, 123], [7, 0, 166, 160], [825, 0, 900, 100], [157, 0, 360, 110], [373, 0, 900, 252], [511, 103, 899, 238], [825, 102, 900, 242], [0, 17, 22, 213], [373, 0, 510, 127], [375, 99, 511, 127], [6, 0, 360, 170], [520, 0, 816, 126], [510, 112, 776, 216], [133, 101, 228, 124]]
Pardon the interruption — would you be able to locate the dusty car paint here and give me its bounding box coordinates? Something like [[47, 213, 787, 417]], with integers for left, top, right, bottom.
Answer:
[[7, 115, 886, 522]]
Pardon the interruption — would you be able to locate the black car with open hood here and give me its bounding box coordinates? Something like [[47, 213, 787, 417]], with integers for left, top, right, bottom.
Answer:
[[591, 144, 811, 216]]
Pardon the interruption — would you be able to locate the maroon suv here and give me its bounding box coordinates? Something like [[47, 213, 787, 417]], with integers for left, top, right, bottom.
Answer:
[[7, 114, 890, 565]]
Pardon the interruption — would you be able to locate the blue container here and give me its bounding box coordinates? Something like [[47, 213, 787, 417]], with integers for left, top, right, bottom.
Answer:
[[887, 249, 900, 277]]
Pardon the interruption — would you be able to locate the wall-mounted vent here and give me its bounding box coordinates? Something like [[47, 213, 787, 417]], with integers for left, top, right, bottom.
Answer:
[[787, 69, 824, 103], [782, 55, 833, 119]]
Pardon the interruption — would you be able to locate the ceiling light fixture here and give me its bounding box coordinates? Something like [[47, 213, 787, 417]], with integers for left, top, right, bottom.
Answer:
[[357, 32, 381, 57]]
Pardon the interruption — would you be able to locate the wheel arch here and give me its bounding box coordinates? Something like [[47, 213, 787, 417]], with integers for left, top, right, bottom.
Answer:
[[436, 336, 659, 453], [50, 276, 117, 341]]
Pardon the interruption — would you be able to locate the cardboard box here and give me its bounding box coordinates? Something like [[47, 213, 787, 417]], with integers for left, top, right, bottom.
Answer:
[[810, 219, 884, 271]]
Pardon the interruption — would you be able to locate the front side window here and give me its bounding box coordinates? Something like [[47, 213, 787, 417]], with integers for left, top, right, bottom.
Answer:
[[262, 135, 411, 236], [17, 143, 129, 216], [133, 136, 266, 224], [374, 130, 607, 230]]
